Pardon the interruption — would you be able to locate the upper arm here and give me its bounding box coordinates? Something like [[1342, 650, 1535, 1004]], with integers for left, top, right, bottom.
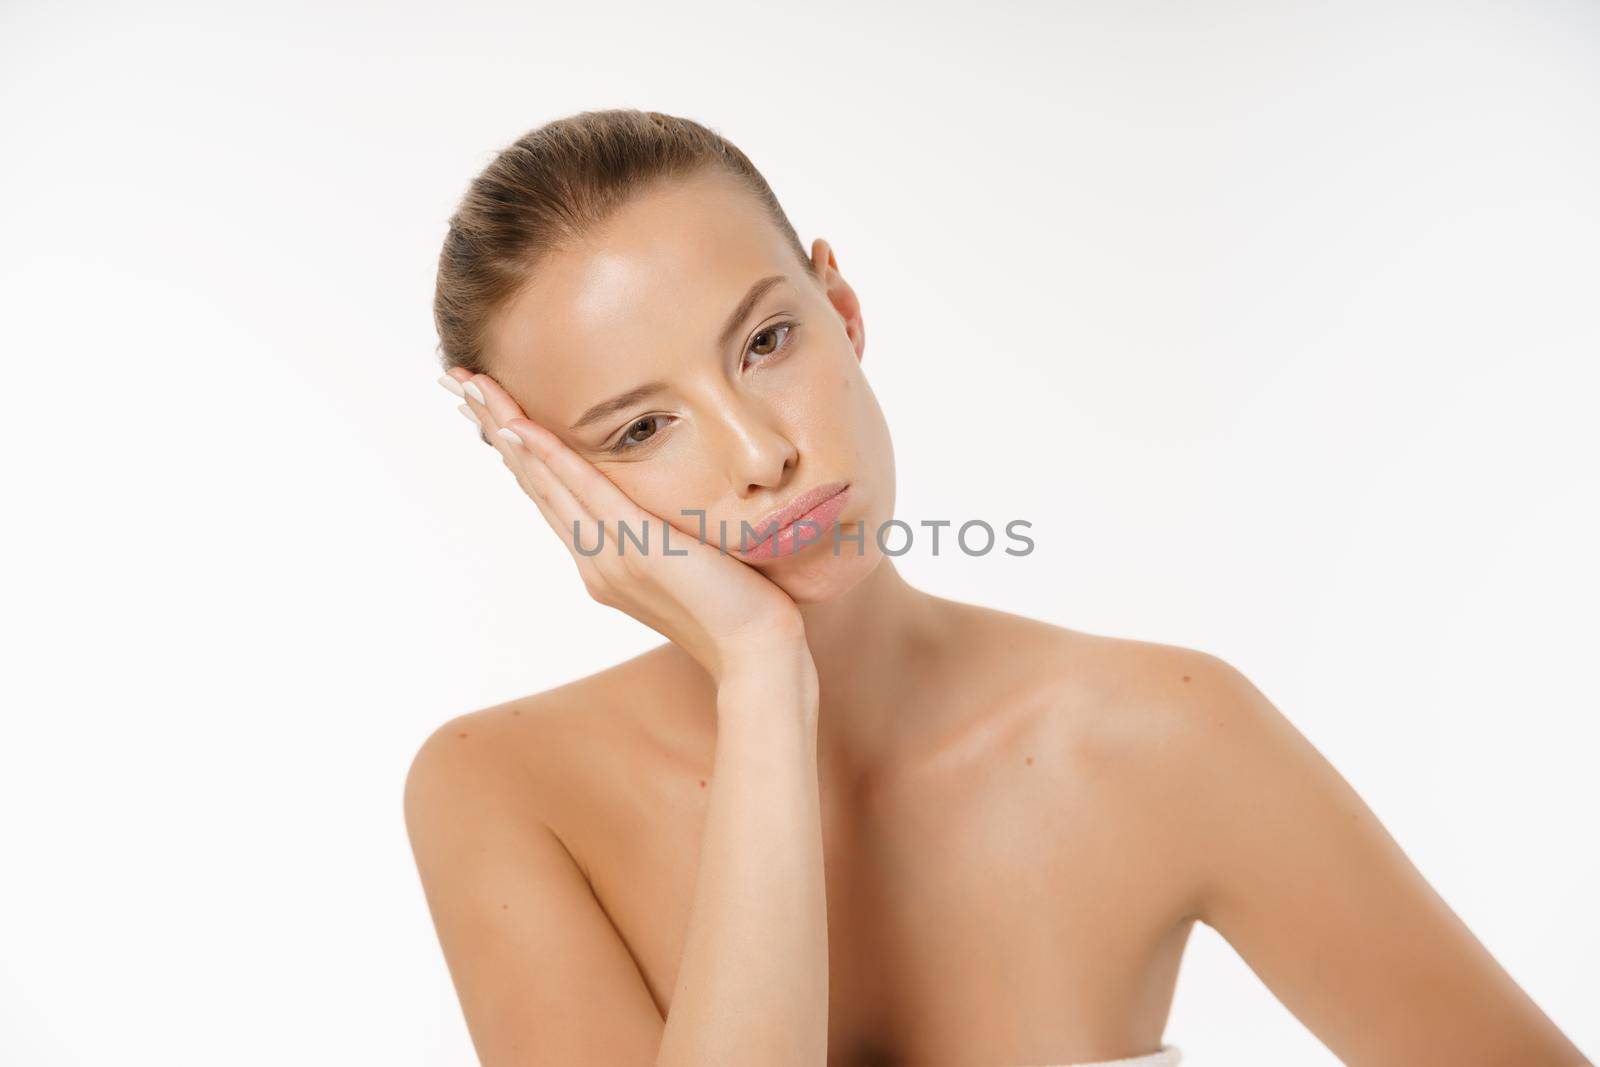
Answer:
[[1165, 653, 1585, 1066], [403, 715, 664, 1066]]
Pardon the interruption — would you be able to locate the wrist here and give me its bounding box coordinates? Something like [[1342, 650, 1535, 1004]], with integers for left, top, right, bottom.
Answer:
[[715, 647, 819, 714], [712, 624, 814, 685]]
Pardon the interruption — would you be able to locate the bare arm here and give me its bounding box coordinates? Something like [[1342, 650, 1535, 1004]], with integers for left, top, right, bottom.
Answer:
[[1166, 652, 1590, 1066], [403, 653, 829, 1067], [404, 719, 665, 1064], [412, 369, 834, 1063], [656, 649, 828, 1067]]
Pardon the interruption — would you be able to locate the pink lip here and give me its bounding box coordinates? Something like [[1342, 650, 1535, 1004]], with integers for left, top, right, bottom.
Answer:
[[735, 481, 851, 561]]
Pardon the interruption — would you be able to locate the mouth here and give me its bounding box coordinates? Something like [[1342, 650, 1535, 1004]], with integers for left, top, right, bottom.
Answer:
[[734, 480, 851, 561]]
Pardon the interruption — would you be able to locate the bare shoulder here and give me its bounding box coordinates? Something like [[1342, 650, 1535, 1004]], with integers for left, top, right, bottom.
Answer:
[[931, 601, 1270, 803], [402, 689, 563, 830], [403, 643, 692, 841], [401, 652, 675, 1062], [930, 596, 1239, 734], [923, 598, 1252, 790], [924, 604, 1254, 916], [1002, 621, 1281, 808], [998, 620, 1296, 914], [1044, 633, 1590, 1062]]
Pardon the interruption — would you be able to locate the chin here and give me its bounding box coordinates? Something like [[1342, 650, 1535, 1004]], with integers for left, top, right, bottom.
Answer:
[[764, 545, 884, 604], [745, 496, 893, 604]]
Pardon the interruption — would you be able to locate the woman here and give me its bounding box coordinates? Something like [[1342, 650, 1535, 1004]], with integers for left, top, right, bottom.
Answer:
[[403, 109, 1587, 1067]]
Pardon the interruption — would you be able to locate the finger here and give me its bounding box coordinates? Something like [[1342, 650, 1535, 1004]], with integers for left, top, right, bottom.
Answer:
[[454, 374, 621, 519], [441, 367, 493, 447], [437, 372, 467, 400], [458, 377, 500, 439], [491, 424, 594, 543], [465, 372, 532, 429], [455, 403, 490, 446], [473, 412, 602, 560], [510, 460, 573, 549], [449, 370, 640, 559], [500, 416, 650, 526], [444, 369, 584, 527]]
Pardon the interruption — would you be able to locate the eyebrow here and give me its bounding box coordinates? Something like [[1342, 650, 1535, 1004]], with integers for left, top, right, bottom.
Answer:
[[568, 273, 791, 432]]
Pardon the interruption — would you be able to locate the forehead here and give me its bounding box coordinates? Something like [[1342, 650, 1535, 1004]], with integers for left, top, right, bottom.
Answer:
[[485, 170, 804, 427]]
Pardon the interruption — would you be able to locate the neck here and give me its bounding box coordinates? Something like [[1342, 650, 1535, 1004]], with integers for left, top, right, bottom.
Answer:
[[796, 558, 948, 783]]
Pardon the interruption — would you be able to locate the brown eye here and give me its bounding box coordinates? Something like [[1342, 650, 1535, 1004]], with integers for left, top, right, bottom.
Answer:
[[745, 321, 798, 365], [751, 326, 782, 356], [624, 417, 657, 444], [601, 412, 672, 454], [606, 412, 676, 455]]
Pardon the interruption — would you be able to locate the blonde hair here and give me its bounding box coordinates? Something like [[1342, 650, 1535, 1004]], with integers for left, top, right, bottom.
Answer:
[[433, 108, 811, 374]]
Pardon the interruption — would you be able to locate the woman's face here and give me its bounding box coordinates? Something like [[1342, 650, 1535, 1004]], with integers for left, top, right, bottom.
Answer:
[[481, 168, 896, 604]]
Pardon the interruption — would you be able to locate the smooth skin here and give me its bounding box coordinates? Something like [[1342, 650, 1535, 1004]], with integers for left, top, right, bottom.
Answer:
[[404, 169, 1589, 1066]]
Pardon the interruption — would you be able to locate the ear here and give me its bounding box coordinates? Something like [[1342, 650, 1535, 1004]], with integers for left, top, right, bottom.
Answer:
[[810, 238, 866, 363]]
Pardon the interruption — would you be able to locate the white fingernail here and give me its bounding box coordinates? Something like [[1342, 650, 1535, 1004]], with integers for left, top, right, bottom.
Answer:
[[458, 404, 479, 425], [496, 427, 522, 446], [438, 374, 465, 398], [462, 380, 485, 403]]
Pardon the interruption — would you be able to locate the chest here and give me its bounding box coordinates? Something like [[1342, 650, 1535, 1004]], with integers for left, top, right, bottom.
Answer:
[[556, 739, 1194, 1066]]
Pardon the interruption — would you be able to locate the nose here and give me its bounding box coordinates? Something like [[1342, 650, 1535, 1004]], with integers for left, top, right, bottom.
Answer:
[[710, 392, 799, 497]]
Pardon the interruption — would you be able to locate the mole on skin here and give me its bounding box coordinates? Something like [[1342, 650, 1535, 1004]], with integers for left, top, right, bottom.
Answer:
[[699, 779, 707, 788], [1025, 756, 1033, 766], [1181, 675, 1191, 683], [458, 732, 469, 739]]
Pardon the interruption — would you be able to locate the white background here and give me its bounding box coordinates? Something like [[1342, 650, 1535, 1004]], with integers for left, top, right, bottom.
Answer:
[[2, 0, 1596, 1063]]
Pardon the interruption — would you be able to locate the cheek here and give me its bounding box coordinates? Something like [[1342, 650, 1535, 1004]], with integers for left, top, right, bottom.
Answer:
[[821, 361, 888, 457], [834, 366, 896, 502], [780, 352, 861, 436], [607, 455, 723, 540]]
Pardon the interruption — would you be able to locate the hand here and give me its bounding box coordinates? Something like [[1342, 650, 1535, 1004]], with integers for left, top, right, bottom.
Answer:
[[442, 370, 812, 687]]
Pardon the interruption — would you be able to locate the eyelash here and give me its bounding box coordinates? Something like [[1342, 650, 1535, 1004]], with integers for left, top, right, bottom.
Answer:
[[604, 319, 802, 455]]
